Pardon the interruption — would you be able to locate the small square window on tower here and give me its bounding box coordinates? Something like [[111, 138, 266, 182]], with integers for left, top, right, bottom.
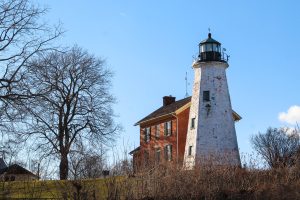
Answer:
[[203, 91, 210, 101], [191, 118, 196, 129]]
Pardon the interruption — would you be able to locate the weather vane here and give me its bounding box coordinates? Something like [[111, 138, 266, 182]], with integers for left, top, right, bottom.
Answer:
[[208, 27, 211, 33]]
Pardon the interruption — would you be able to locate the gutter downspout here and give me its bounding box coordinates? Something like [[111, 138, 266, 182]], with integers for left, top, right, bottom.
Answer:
[[171, 113, 179, 165]]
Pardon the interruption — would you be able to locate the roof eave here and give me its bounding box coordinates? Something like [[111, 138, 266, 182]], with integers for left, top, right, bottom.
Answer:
[[134, 112, 176, 126], [129, 146, 140, 155], [233, 110, 242, 121], [135, 101, 242, 125]]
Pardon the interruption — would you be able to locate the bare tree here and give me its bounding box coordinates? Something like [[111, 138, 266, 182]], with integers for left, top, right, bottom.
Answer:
[[0, 0, 61, 103], [111, 158, 133, 176], [69, 143, 107, 180], [251, 127, 300, 168], [15, 46, 119, 180]]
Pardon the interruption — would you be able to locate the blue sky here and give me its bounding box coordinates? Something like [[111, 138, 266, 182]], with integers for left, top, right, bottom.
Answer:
[[42, 0, 300, 161]]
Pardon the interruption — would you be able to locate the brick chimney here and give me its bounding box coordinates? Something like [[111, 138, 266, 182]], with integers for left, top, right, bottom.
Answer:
[[163, 95, 176, 106]]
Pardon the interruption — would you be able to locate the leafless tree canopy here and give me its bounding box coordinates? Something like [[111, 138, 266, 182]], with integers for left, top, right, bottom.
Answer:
[[69, 148, 106, 180], [0, 0, 61, 103], [251, 127, 300, 168], [15, 46, 119, 180], [0, 0, 119, 181]]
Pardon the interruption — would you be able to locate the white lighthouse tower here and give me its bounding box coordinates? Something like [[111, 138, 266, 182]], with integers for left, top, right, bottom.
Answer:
[[184, 33, 240, 169]]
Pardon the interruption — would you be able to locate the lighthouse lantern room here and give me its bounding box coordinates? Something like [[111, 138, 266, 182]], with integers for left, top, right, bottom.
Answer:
[[199, 33, 228, 62]]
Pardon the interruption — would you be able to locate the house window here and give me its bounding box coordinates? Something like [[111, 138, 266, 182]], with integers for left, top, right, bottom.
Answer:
[[191, 118, 195, 129], [203, 91, 210, 101], [164, 144, 172, 161], [188, 146, 193, 156], [144, 127, 151, 143], [155, 124, 160, 139], [155, 148, 161, 163], [164, 121, 172, 136]]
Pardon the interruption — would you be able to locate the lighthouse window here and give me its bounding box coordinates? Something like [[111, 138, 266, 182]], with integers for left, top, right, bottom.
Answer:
[[213, 44, 219, 52], [206, 44, 213, 52], [203, 91, 210, 101], [201, 45, 205, 52], [188, 146, 193, 156], [191, 118, 195, 129]]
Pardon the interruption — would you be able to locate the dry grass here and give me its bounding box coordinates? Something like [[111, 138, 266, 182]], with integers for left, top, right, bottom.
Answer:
[[1, 164, 300, 199], [0, 177, 121, 199], [113, 163, 300, 200]]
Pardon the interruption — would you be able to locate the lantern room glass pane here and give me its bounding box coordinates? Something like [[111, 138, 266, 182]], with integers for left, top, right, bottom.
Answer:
[[200, 45, 205, 52], [213, 44, 218, 52], [206, 44, 213, 52], [215, 45, 220, 52]]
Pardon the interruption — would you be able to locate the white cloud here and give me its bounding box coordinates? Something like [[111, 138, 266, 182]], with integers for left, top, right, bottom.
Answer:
[[280, 127, 299, 136], [278, 105, 300, 125]]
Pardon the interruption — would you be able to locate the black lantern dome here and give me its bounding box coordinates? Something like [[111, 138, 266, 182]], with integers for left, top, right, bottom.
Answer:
[[198, 33, 227, 62]]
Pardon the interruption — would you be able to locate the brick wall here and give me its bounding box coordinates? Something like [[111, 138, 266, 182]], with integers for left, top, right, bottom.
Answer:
[[134, 108, 190, 170], [177, 107, 190, 162]]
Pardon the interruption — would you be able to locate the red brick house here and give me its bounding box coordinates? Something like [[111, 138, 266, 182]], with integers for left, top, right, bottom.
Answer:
[[130, 96, 241, 171]]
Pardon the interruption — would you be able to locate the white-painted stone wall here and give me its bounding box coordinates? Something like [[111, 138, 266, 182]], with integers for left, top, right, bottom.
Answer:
[[183, 61, 240, 169]]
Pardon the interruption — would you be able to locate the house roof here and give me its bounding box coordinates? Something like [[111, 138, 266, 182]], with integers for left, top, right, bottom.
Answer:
[[135, 96, 192, 126], [0, 164, 37, 177], [135, 96, 241, 126], [0, 158, 7, 170], [129, 146, 140, 155]]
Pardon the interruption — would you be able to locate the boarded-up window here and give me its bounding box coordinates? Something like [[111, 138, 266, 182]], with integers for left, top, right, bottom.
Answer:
[[164, 121, 172, 136], [203, 91, 210, 101]]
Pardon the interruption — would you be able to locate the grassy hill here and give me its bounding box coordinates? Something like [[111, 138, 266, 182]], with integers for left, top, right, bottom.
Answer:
[[0, 177, 122, 199], [1, 165, 300, 200]]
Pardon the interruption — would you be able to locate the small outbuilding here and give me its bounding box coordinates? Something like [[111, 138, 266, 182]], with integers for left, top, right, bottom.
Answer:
[[0, 158, 38, 181]]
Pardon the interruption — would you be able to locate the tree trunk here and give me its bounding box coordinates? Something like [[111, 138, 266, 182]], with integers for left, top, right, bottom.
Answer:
[[60, 153, 69, 180]]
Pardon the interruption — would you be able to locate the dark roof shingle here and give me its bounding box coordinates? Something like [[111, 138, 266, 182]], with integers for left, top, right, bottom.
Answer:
[[0, 164, 37, 177], [135, 96, 191, 125]]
